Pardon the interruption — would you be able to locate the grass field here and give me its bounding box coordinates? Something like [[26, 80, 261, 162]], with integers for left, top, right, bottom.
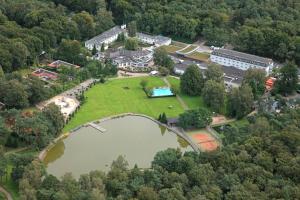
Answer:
[[64, 77, 187, 131], [167, 77, 205, 110], [186, 52, 210, 62], [162, 45, 182, 53]]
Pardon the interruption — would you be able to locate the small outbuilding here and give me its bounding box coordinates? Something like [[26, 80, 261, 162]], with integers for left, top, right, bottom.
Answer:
[[167, 117, 179, 127]]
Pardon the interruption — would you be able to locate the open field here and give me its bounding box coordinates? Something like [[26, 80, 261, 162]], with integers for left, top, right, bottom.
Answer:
[[162, 45, 182, 53], [167, 77, 205, 110], [64, 77, 188, 131], [186, 51, 210, 62]]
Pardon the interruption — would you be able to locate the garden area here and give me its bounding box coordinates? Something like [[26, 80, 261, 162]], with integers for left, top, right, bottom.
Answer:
[[186, 52, 210, 62], [64, 76, 205, 131], [166, 76, 205, 110]]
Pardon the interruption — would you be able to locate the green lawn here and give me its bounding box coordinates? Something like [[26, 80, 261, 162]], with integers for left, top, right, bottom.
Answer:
[[64, 77, 186, 131], [167, 77, 205, 110], [186, 52, 210, 62], [162, 45, 182, 53]]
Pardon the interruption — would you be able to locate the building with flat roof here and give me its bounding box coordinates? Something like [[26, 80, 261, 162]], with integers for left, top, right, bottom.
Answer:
[[85, 26, 127, 51], [32, 68, 58, 82], [48, 60, 80, 69], [109, 49, 154, 70], [137, 33, 172, 47], [210, 48, 273, 75]]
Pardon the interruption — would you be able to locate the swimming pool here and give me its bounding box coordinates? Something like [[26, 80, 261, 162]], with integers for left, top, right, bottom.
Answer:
[[152, 88, 174, 97]]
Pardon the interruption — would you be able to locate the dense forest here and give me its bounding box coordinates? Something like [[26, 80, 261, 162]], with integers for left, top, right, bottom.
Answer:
[[108, 0, 300, 64], [0, 0, 300, 199], [0, 0, 299, 73], [0, 0, 114, 72], [12, 106, 300, 199]]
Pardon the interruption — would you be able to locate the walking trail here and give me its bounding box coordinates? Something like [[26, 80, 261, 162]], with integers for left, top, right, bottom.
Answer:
[[0, 186, 13, 200], [162, 77, 189, 110]]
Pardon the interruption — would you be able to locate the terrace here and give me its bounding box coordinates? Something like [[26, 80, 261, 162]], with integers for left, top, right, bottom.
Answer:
[[32, 68, 58, 82]]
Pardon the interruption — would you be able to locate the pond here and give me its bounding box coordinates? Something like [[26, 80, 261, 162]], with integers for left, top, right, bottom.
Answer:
[[44, 115, 192, 178]]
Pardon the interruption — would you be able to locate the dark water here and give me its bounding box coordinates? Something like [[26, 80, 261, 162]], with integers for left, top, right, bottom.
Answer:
[[44, 116, 191, 178]]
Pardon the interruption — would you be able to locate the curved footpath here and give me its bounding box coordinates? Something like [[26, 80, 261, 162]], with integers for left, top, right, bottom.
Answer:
[[0, 186, 13, 200]]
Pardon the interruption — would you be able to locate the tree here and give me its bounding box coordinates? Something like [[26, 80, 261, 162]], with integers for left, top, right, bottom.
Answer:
[[92, 44, 97, 55], [158, 67, 170, 76], [27, 77, 50, 104], [205, 64, 223, 82], [117, 33, 125, 42], [153, 47, 174, 71], [1, 80, 29, 108], [202, 80, 225, 112], [128, 21, 137, 37], [72, 11, 95, 40], [19, 178, 37, 200], [125, 38, 138, 50], [152, 148, 181, 172], [95, 9, 114, 34], [101, 43, 105, 52], [56, 39, 85, 65], [227, 84, 254, 119], [180, 65, 204, 96], [275, 63, 298, 95], [0, 66, 4, 78], [42, 103, 64, 136], [242, 68, 266, 99], [138, 187, 159, 200], [178, 108, 212, 129]]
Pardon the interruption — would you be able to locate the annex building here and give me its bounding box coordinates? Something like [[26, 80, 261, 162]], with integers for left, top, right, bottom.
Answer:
[[109, 49, 154, 70], [85, 25, 127, 51], [137, 33, 172, 47], [210, 48, 274, 75]]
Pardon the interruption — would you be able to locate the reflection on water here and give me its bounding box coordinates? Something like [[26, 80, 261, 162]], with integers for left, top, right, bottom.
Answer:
[[44, 116, 192, 178], [159, 125, 167, 135], [43, 140, 65, 164]]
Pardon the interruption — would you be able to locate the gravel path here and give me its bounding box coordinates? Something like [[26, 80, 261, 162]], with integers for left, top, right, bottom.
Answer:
[[0, 186, 13, 200], [162, 77, 189, 110]]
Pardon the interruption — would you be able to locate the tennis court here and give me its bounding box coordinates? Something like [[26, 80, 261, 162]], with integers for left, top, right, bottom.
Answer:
[[187, 129, 219, 151]]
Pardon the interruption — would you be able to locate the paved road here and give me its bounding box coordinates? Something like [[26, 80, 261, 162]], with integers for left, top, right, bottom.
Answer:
[[0, 186, 13, 200], [162, 77, 189, 110]]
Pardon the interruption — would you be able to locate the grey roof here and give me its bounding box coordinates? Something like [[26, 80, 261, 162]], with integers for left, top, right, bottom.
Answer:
[[167, 117, 179, 124], [212, 48, 273, 67], [86, 26, 124, 45], [109, 49, 153, 65], [137, 32, 171, 45]]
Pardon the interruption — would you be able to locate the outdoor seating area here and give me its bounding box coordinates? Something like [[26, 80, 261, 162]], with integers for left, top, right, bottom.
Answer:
[[32, 68, 58, 82], [37, 95, 80, 120]]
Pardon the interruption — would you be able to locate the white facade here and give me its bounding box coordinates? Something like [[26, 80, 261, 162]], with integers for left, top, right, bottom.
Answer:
[[85, 26, 126, 51], [174, 68, 185, 75], [210, 48, 273, 75], [137, 33, 172, 47]]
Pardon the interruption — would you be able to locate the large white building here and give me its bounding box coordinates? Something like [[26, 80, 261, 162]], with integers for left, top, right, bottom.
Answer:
[[85, 26, 126, 51], [137, 33, 172, 47], [109, 49, 154, 69], [210, 48, 274, 75]]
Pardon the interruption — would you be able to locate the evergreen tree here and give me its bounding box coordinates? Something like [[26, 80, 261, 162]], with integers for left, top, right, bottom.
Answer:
[[92, 44, 97, 55], [101, 43, 105, 52]]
